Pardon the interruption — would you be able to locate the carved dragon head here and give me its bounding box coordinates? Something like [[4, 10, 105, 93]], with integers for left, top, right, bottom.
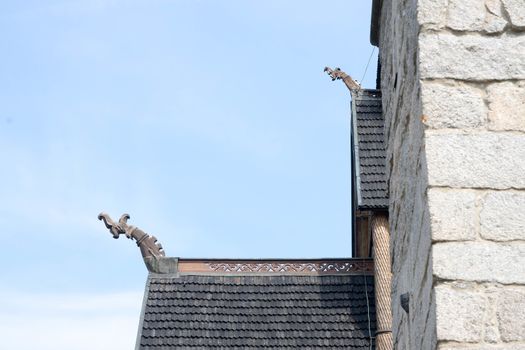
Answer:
[[324, 66, 361, 91], [324, 67, 346, 81], [98, 212, 166, 259], [98, 212, 125, 239]]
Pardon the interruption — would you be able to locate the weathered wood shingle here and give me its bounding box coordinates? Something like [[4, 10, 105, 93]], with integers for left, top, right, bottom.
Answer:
[[352, 90, 388, 210], [137, 274, 376, 349]]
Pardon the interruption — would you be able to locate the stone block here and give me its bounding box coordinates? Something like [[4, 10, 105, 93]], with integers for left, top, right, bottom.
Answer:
[[487, 81, 525, 131], [446, 0, 507, 33], [446, 0, 486, 31], [485, 0, 508, 33], [433, 241, 525, 284], [418, 0, 447, 29], [421, 82, 486, 129], [420, 33, 525, 80], [480, 191, 525, 241], [425, 131, 525, 189], [446, 0, 508, 33], [503, 0, 525, 29], [435, 283, 485, 342], [438, 344, 525, 350], [497, 288, 525, 341], [428, 188, 477, 241], [483, 287, 501, 343]]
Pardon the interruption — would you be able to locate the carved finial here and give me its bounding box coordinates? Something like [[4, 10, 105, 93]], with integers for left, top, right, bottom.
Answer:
[[98, 212, 165, 259], [324, 66, 361, 92]]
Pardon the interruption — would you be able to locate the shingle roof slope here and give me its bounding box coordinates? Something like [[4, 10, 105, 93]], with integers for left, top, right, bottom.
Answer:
[[138, 274, 376, 349], [352, 90, 388, 209]]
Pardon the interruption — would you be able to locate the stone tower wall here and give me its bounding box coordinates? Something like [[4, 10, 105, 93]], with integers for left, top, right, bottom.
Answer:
[[379, 0, 525, 348]]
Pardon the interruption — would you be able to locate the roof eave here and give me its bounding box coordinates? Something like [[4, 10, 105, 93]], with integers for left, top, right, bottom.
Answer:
[[370, 0, 382, 46], [351, 91, 365, 209], [357, 205, 388, 212], [134, 277, 151, 350]]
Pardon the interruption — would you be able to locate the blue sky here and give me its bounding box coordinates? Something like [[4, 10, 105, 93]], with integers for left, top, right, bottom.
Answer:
[[0, 1, 376, 348]]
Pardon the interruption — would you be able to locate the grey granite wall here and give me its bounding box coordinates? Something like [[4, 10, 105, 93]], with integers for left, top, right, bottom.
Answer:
[[379, 0, 435, 348], [379, 0, 525, 348]]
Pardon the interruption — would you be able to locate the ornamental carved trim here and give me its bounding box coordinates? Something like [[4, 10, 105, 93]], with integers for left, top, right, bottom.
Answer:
[[202, 260, 373, 275]]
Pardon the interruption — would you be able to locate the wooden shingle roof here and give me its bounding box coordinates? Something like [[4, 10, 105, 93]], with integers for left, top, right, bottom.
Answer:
[[351, 90, 388, 210], [135, 258, 376, 349]]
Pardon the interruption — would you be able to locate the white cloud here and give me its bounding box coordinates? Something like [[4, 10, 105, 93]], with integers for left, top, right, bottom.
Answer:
[[0, 291, 144, 350]]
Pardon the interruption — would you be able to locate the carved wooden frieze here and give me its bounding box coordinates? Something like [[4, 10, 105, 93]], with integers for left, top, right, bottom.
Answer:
[[207, 261, 372, 274], [177, 259, 373, 275]]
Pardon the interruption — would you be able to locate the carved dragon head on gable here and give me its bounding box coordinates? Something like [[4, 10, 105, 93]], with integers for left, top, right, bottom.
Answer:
[[324, 66, 361, 92], [98, 212, 165, 258]]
